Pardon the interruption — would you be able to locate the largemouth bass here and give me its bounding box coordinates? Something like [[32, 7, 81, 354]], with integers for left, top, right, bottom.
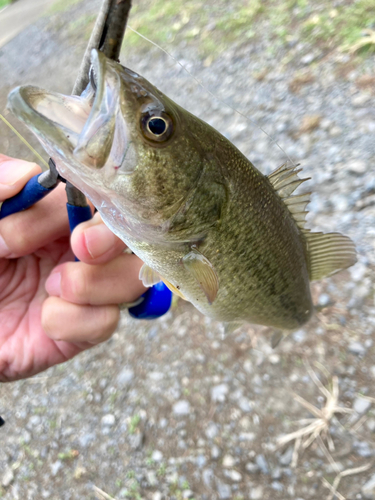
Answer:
[[7, 49, 356, 332]]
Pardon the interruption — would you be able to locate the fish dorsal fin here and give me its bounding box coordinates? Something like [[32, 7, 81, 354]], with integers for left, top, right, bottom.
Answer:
[[267, 162, 311, 228], [139, 264, 161, 287], [182, 248, 219, 304], [303, 230, 357, 281]]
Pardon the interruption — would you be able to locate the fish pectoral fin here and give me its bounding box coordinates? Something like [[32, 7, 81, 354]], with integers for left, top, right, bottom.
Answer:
[[303, 230, 357, 281], [182, 248, 219, 304], [139, 264, 162, 287], [223, 322, 243, 335]]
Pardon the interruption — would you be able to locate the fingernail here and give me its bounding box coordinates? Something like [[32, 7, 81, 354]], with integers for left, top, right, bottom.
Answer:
[[0, 160, 37, 186], [0, 234, 10, 258], [45, 272, 61, 296], [83, 223, 117, 258]]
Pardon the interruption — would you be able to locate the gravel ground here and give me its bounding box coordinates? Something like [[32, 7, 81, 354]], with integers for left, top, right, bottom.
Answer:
[[1, 1, 375, 499]]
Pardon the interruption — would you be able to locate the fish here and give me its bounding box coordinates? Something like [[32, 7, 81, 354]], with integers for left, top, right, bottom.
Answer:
[[7, 49, 356, 334]]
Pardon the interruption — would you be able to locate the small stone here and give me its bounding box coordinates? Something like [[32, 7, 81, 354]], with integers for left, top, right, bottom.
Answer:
[[348, 342, 366, 355], [79, 433, 95, 447], [329, 125, 342, 137], [352, 93, 371, 107], [250, 486, 264, 499], [211, 445, 221, 460], [350, 263, 367, 282], [293, 329, 306, 343], [50, 460, 62, 476], [182, 490, 194, 499], [205, 422, 219, 439], [272, 467, 282, 480], [2, 468, 14, 487], [101, 414, 115, 426], [366, 418, 375, 432], [256, 454, 269, 474], [222, 454, 235, 467], [203, 468, 214, 488], [152, 450, 163, 462], [117, 368, 134, 386], [129, 432, 144, 450], [216, 480, 232, 499], [238, 397, 252, 413], [301, 53, 315, 65], [245, 462, 259, 473], [196, 455, 206, 468], [362, 473, 375, 499], [211, 384, 229, 403], [347, 159, 367, 175], [353, 396, 371, 414], [272, 481, 284, 491], [269, 354, 280, 364], [152, 493, 163, 500], [279, 446, 294, 466], [225, 469, 242, 482], [173, 400, 191, 416], [318, 293, 331, 307]]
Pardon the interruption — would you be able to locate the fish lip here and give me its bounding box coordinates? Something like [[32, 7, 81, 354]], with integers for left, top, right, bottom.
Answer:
[[6, 48, 117, 164]]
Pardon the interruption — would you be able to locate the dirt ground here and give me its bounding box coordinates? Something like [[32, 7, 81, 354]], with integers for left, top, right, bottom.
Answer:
[[1, 1, 375, 499]]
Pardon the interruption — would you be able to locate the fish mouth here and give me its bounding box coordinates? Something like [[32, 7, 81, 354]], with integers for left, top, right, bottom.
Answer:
[[7, 49, 135, 176]]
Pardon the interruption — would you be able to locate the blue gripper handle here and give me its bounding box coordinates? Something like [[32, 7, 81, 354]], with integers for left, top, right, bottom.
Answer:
[[66, 203, 93, 233], [0, 174, 52, 219], [129, 281, 172, 319]]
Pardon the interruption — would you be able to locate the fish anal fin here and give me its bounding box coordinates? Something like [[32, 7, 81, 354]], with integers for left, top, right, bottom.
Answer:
[[182, 248, 219, 304], [303, 231, 357, 281], [268, 162, 311, 229], [162, 279, 187, 300], [139, 263, 162, 287]]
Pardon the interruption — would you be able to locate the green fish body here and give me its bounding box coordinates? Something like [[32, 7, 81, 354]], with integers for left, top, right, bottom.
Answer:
[[8, 50, 356, 331]]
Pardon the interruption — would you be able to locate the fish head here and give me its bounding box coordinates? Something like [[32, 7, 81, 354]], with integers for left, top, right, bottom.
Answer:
[[7, 49, 206, 242]]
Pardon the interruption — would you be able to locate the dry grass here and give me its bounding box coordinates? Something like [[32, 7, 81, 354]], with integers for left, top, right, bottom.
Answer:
[[277, 361, 374, 499], [277, 362, 353, 467]]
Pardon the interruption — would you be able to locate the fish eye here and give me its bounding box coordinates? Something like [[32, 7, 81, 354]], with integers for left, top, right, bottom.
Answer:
[[141, 112, 173, 142]]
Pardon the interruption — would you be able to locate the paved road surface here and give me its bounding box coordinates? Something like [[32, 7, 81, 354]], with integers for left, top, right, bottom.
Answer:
[[0, 0, 58, 48]]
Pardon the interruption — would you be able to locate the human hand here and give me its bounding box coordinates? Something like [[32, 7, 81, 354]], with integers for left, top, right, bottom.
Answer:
[[0, 155, 146, 382]]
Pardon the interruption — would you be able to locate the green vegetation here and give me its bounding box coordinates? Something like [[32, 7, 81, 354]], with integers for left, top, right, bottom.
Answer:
[[123, 0, 375, 59], [128, 414, 141, 434], [0, 0, 12, 10], [48, 0, 82, 15]]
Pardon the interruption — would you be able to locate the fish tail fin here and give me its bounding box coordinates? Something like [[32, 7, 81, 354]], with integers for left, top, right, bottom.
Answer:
[[303, 230, 357, 281]]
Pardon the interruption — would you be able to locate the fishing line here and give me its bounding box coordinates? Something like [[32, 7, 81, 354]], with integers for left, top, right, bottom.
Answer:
[[127, 26, 296, 167], [0, 113, 49, 169]]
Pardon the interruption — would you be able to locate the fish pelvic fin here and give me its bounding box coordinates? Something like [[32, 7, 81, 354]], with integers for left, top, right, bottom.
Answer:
[[271, 329, 284, 348], [267, 162, 311, 229], [182, 247, 219, 304], [303, 230, 357, 281], [139, 263, 162, 287]]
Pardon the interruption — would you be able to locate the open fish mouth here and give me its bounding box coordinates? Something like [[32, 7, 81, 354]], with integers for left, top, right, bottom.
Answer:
[[7, 49, 135, 177]]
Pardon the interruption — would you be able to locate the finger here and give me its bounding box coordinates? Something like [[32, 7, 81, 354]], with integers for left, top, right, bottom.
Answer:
[[71, 211, 127, 264], [45, 253, 146, 305], [42, 296, 120, 343], [0, 182, 71, 258], [0, 155, 41, 201]]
